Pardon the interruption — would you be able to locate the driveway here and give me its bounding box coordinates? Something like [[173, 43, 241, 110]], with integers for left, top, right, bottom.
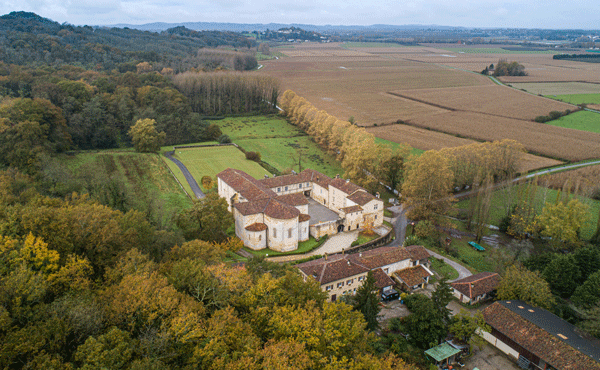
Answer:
[[164, 151, 205, 199], [465, 341, 521, 370]]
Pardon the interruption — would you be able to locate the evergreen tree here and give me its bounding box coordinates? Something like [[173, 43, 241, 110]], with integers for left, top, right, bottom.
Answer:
[[431, 276, 453, 325], [351, 271, 381, 331]]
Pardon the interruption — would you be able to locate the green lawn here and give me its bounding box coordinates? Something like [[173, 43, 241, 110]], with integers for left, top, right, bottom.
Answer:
[[430, 257, 459, 280], [243, 236, 326, 257], [62, 150, 191, 225], [171, 145, 270, 192], [545, 111, 600, 134], [219, 116, 344, 177], [546, 93, 600, 106], [456, 184, 600, 240], [374, 137, 424, 156]]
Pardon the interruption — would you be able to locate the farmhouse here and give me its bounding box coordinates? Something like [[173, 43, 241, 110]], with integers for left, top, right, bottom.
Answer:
[[451, 272, 500, 305], [217, 168, 384, 251], [481, 300, 600, 370], [295, 245, 433, 302]]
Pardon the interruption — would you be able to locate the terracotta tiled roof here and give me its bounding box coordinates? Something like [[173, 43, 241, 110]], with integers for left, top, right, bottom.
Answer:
[[301, 169, 332, 188], [451, 272, 500, 299], [245, 222, 267, 232], [259, 172, 310, 188], [371, 268, 395, 289], [406, 245, 431, 261], [296, 254, 369, 285], [299, 214, 311, 222], [346, 190, 377, 206], [394, 265, 432, 287], [330, 177, 363, 195], [217, 168, 275, 201], [340, 205, 363, 214], [234, 198, 300, 220], [349, 246, 411, 270], [483, 301, 600, 370], [277, 192, 309, 206]]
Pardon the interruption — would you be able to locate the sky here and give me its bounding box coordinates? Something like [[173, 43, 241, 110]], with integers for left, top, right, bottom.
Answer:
[[1, 0, 599, 29]]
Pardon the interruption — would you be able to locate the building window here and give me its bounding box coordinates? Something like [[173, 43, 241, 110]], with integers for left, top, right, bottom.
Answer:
[[374, 205, 378, 210], [306, 182, 309, 187], [285, 186, 288, 191], [337, 282, 344, 288], [347, 279, 353, 285], [326, 285, 333, 291], [288, 228, 292, 238], [259, 235, 262, 241], [273, 229, 277, 238], [358, 276, 365, 281], [277, 187, 281, 192], [299, 183, 302, 188], [384, 268, 389, 273], [375, 215, 377, 219]]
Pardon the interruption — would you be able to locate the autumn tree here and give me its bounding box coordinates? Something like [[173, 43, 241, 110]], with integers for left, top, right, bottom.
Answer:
[[128, 118, 166, 153], [376, 146, 411, 192], [497, 264, 555, 310], [536, 199, 588, 250], [175, 192, 234, 242], [403, 150, 455, 221]]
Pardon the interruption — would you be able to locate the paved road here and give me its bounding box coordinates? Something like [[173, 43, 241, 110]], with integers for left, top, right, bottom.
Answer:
[[164, 151, 205, 199], [424, 248, 472, 282]]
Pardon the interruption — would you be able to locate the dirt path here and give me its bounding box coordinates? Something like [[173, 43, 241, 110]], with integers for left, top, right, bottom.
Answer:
[[164, 151, 205, 199]]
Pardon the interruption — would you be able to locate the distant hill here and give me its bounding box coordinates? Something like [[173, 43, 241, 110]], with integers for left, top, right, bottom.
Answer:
[[0, 11, 256, 70], [110, 21, 463, 33]]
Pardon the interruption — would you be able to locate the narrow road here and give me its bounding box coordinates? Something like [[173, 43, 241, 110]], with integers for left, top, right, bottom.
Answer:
[[164, 151, 205, 199], [424, 248, 472, 282]]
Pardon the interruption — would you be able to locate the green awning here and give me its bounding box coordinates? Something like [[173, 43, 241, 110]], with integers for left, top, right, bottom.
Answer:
[[424, 342, 462, 362]]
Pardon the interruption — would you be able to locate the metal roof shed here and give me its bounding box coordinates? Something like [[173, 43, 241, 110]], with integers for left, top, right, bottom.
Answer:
[[425, 342, 462, 365]]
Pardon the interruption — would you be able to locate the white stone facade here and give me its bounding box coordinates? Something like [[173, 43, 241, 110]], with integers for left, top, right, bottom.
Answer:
[[217, 168, 384, 251]]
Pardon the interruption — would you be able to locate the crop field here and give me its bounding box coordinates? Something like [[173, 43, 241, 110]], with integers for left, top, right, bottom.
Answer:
[[260, 42, 600, 172], [217, 116, 344, 177], [508, 82, 600, 96], [342, 42, 406, 48], [408, 111, 600, 161], [546, 111, 600, 134], [64, 151, 191, 223], [172, 145, 270, 183], [441, 47, 558, 54], [389, 84, 575, 121], [367, 124, 562, 172]]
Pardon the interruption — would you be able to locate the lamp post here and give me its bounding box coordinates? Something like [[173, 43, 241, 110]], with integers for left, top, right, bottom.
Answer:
[[410, 222, 415, 236]]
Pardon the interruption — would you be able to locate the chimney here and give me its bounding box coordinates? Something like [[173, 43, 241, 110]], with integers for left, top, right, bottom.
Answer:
[[359, 252, 362, 257], [341, 248, 345, 255], [264, 174, 269, 179], [347, 260, 351, 266], [376, 192, 380, 198], [324, 253, 327, 260], [335, 174, 340, 179], [346, 179, 350, 184]]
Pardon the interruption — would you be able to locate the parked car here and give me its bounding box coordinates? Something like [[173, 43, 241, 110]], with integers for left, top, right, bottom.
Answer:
[[381, 289, 399, 301]]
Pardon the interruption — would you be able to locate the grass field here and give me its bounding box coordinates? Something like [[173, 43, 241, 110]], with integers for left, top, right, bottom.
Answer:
[[546, 110, 600, 134], [63, 150, 191, 226], [546, 93, 600, 105], [430, 257, 459, 279], [218, 115, 344, 177], [171, 145, 270, 191], [456, 184, 600, 240]]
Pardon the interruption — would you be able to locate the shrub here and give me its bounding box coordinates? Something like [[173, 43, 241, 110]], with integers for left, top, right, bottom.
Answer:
[[534, 115, 550, 123], [245, 151, 261, 161], [218, 134, 231, 144], [548, 111, 563, 120]]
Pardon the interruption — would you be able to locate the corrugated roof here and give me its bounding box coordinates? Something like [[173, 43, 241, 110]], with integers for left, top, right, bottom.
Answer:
[[483, 301, 600, 370], [425, 342, 462, 362]]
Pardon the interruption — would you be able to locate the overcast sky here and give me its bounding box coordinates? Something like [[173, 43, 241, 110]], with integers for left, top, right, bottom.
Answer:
[[2, 0, 598, 29]]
